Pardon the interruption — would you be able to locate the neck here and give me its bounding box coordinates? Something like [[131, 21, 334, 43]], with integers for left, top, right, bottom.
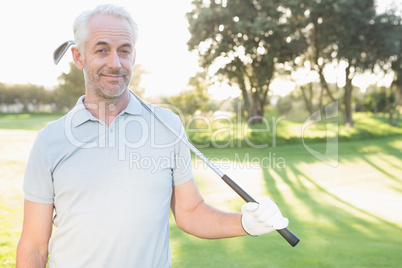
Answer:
[[84, 90, 130, 126]]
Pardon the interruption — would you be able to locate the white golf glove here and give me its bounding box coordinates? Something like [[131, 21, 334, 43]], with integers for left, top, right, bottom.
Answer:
[[241, 197, 289, 236]]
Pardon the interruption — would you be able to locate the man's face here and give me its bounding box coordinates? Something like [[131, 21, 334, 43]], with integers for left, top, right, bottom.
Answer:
[[80, 14, 136, 100]]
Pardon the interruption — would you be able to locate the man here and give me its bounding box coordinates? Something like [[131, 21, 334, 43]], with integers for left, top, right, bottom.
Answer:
[[17, 4, 289, 267]]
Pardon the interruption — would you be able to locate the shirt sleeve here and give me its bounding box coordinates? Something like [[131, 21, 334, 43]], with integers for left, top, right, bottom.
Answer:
[[23, 133, 54, 204], [172, 120, 193, 186]]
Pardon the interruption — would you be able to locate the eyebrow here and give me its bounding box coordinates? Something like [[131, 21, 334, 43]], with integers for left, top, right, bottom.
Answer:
[[120, 43, 133, 48], [95, 41, 133, 48], [95, 41, 109, 46]]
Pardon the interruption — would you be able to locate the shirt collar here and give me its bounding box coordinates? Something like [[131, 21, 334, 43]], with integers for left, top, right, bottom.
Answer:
[[70, 92, 143, 128], [125, 91, 143, 116]]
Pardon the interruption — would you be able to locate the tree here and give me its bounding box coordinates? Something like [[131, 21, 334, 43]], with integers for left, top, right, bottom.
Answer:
[[330, 0, 378, 126], [294, 0, 402, 126], [187, 0, 308, 124], [300, 82, 315, 115], [369, 11, 402, 125], [0, 83, 47, 112], [55, 62, 85, 111], [130, 64, 149, 98], [391, 44, 402, 125], [387, 10, 402, 125], [164, 71, 213, 116], [292, 0, 343, 112]]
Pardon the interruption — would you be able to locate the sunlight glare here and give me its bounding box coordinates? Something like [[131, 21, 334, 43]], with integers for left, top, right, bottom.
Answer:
[[208, 83, 241, 100]]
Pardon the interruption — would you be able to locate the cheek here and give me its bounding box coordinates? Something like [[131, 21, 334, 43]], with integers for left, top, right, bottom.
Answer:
[[124, 53, 136, 67], [122, 59, 134, 72], [84, 58, 106, 76], [85, 56, 100, 67]]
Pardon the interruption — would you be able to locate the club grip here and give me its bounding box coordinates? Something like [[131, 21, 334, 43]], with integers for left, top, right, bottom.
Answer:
[[221, 174, 300, 247], [277, 228, 300, 247]]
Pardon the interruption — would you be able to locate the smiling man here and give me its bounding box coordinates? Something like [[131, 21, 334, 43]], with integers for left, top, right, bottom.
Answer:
[[16, 4, 289, 268], [72, 8, 136, 125]]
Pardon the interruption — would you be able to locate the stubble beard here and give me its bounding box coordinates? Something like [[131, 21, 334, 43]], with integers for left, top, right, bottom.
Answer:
[[83, 64, 131, 101]]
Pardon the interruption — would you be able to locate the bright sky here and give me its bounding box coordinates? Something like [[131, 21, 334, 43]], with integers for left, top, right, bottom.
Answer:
[[0, 0, 197, 97], [0, 0, 399, 99]]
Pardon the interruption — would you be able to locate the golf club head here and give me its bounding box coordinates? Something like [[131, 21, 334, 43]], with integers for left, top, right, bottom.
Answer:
[[53, 40, 75, 65]]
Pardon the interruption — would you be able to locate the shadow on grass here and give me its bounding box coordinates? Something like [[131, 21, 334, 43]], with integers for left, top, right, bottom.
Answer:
[[239, 137, 402, 267], [171, 136, 402, 267], [251, 163, 401, 267], [360, 154, 401, 183]]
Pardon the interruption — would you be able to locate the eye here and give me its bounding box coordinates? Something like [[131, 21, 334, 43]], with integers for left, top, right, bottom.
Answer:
[[120, 49, 131, 54], [96, 48, 108, 54], [118, 48, 132, 58]]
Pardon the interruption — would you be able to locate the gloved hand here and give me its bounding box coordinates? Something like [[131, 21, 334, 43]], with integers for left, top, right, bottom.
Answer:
[[241, 196, 289, 236]]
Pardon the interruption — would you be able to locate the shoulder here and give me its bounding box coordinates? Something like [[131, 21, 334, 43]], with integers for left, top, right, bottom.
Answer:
[[38, 96, 86, 141], [37, 114, 67, 140], [36, 104, 83, 145]]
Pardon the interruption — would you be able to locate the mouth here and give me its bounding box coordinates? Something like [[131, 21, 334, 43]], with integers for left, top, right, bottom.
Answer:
[[101, 74, 124, 82]]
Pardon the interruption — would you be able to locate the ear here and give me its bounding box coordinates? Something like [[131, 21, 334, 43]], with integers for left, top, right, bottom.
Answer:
[[71, 47, 84, 70]]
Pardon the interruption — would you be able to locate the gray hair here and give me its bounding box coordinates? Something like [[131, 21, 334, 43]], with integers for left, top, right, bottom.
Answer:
[[73, 4, 139, 52]]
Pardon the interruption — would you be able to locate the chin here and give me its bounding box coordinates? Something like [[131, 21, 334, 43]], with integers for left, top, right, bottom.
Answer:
[[100, 87, 127, 99]]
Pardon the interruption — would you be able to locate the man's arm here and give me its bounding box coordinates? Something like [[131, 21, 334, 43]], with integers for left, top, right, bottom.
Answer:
[[171, 178, 247, 239], [17, 200, 53, 268]]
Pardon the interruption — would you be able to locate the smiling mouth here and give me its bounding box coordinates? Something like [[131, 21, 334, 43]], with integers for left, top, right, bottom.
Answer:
[[101, 74, 124, 81]]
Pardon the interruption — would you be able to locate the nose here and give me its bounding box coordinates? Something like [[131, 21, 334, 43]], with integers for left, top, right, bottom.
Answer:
[[107, 51, 121, 70]]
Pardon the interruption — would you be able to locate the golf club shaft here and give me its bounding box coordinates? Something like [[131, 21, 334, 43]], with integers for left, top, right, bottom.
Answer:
[[53, 41, 300, 247], [132, 92, 300, 247]]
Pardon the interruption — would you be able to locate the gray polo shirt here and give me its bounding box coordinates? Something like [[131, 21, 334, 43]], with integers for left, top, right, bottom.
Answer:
[[23, 93, 193, 267]]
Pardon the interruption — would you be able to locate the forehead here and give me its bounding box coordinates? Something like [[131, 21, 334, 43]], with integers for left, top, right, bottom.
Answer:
[[87, 14, 134, 46]]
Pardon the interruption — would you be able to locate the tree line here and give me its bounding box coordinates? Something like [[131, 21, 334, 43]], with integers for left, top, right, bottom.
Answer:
[[0, 83, 55, 113], [1, 0, 401, 127], [0, 63, 147, 113], [186, 0, 402, 126]]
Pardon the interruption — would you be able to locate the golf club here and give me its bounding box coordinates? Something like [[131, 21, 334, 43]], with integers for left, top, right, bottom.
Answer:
[[53, 40, 75, 64], [53, 41, 300, 247]]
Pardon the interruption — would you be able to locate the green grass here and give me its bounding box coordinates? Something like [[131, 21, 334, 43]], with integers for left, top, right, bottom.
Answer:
[[1, 112, 401, 267], [0, 113, 63, 131], [0, 204, 22, 267], [170, 136, 402, 267], [187, 112, 402, 147], [1, 112, 400, 142]]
